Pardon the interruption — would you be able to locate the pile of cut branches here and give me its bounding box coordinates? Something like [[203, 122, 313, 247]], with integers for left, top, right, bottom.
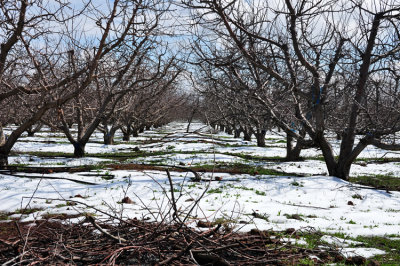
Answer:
[[1, 216, 353, 265]]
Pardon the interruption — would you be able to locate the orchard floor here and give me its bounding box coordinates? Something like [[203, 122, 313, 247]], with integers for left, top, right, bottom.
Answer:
[[1, 121, 400, 264]]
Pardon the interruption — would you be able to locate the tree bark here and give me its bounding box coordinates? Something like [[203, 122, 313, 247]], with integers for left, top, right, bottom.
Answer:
[[132, 128, 139, 137], [234, 128, 241, 138], [73, 142, 86, 157], [331, 164, 351, 181], [286, 135, 302, 161], [186, 121, 192, 133], [0, 125, 8, 168], [121, 123, 132, 141], [103, 126, 119, 145], [285, 133, 303, 161], [26, 123, 42, 137], [104, 132, 115, 145], [0, 125, 5, 146], [26, 126, 35, 137], [0, 152, 8, 168], [255, 130, 266, 147], [186, 107, 197, 133], [243, 129, 252, 141], [123, 132, 130, 141]]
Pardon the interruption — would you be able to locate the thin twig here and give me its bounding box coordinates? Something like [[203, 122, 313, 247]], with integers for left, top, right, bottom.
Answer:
[[166, 169, 183, 224], [87, 216, 127, 243]]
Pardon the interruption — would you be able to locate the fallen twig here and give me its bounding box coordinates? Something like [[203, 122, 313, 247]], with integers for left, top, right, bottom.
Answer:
[[87, 216, 127, 243], [2, 173, 98, 185]]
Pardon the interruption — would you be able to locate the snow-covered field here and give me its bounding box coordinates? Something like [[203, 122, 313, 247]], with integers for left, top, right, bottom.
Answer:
[[1, 121, 400, 259]]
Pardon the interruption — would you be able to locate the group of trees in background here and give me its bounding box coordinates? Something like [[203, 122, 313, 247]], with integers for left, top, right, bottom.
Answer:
[[0, 0, 193, 163], [1, 0, 400, 181], [184, 0, 400, 180]]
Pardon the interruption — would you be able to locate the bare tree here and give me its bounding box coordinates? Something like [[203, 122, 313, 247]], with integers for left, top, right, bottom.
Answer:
[[183, 0, 400, 179], [99, 71, 183, 145], [0, 0, 89, 166]]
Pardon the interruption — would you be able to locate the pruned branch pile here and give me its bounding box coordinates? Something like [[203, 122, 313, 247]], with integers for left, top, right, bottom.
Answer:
[[0, 217, 347, 265]]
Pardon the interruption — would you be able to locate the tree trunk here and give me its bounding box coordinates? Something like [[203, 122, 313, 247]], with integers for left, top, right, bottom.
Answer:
[[123, 132, 130, 141], [219, 124, 225, 132], [255, 130, 266, 147], [286, 134, 302, 161], [187, 109, 196, 133], [122, 124, 132, 141], [234, 128, 241, 138], [0, 125, 8, 168], [225, 126, 233, 135], [26, 126, 35, 136], [331, 163, 351, 181], [243, 130, 252, 141], [0, 152, 8, 169], [73, 143, 85, 157], [139, 126, 144, 133], [145, 125, 151, 130], [0, 126, 6, 146], [104, 132, 115, 145], [26, 124, 42, 137], [132, 128, 139, 137]]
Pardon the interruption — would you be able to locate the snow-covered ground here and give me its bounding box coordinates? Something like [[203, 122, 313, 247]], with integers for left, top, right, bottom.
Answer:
[[1, 121, 400, 259]]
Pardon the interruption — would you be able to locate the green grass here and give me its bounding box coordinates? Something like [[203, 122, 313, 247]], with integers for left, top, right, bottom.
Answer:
[[349, 174, 400, 191], [291, 181, 304, 187], [302, 233, 321, 249], [18, 151, 74, 157], [0, 208, 45, 220], [8, 163, 29, 167], [303, 155, 400, 164], [14, 208, 43, 215], [255, 190, 266, 196], [303, 156, 326, 162], [207, 188, 223, 194], [55, 201, 76, 208], [191, 162, 290, 176], [0, 208, 44, 220], [284, 213, 304, 221], [298, 258, 315, 265], [0, 212, 10, 220], [353, 235, 400, 264], [287, 231, 400, 264], [321, 232, 400, 264], [220, 152, 285, 161], [217, 143, 257, 148]]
